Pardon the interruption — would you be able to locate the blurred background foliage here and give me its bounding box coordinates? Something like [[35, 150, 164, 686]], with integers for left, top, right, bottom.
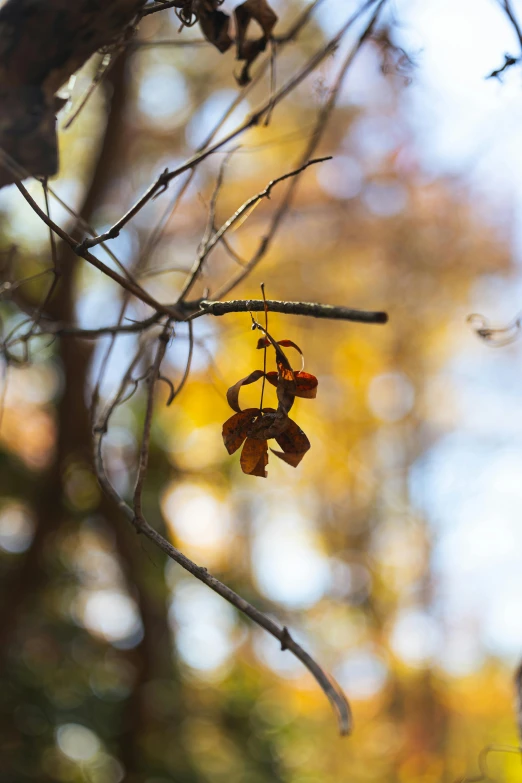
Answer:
[[0, 0, 521, 781]]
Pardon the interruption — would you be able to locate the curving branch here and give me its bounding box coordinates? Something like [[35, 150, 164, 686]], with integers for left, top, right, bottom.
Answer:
[[93, 425, 352, 736]]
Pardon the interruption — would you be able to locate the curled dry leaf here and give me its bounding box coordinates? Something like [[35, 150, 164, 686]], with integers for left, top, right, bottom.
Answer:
[[198, 0, 233, 53], [247, 406, 289, 439], [257, 336, 306, 373], [193, 0, 277, 84], [222, 404, 309, 478], [234, 0, 278, 85], [222, 408, 259, 453], [271, 417, 311, 467], [266, 370, 318, 399], [226, 369, 265, 413], [256, 337, 303, 355], [257, 334, 317, 401], [222, 332, 316, 476], [240, 436, 269, 477]]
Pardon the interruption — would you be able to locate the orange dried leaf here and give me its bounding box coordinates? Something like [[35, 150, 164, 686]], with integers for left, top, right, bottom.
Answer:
[[256, 338, 303, 355], [295, 371, 318, 399], [266, 370, 317, 399], [222, 408, 259, 454], [271, 418, 310, 467], [226, 369, 265, 412], [240, 437, 268, 477], [277, 339, 303, 354]]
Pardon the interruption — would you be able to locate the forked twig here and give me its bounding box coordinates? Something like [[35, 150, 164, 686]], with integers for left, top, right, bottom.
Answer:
[[179, 156, 332, 301]]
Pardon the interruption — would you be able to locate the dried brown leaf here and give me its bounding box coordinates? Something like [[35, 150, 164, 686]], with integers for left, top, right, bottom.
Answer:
[[271, 418, 311, 467], [199, 6, 233, 52], [234, 0, 277, 85], [235, 0, 277, 45], [247, 406, 289, 439], [226, 369, 265, 412], [294, 371, 318, 398], [240, 436, 268, 477], [256, 337, 302, 355], [222, 408, 259, 454], [266, 370, 317, 399]]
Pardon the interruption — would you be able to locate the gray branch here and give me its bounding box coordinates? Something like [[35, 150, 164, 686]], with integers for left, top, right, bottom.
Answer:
[[194, 299, 388, 324]]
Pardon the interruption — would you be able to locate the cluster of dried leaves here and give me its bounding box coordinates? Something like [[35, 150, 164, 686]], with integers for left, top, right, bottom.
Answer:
[[0, 0, 277, 187], [222, 334, 318, 477], [173, 0, 278, 85]]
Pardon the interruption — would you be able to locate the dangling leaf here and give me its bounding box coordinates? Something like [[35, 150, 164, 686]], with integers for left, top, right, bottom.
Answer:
[[277, 339, 303, 352], [240, 437, 268, 477], [235, 0, 278, 50], [266, 370, 318, 399], [276, 373, 296, 416], [199, 2, 233, 53], [257, 337, 303, 354], [226, 369, 265, 412], [271, 418, 311, 467], [247, 406, 289, 439], [293, 371, 318, 398], [234, 0, 277, 85], [257, 336, 306, 376], [222, 408, 259, 454]]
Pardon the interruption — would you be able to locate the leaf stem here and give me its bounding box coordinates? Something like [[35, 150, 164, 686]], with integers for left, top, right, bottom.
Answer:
[[259, 283, 268, 411]]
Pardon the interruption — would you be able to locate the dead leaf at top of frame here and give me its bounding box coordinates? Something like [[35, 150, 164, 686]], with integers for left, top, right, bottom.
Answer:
[[234, 0, 277, 85]]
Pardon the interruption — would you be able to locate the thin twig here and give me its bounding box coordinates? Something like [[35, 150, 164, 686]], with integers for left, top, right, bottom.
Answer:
[[21, 180, 61, 351], [93, 426, 352, 735], [170, 319, 193, 402], [105, 0, 327, 277], [77, 0, 381, 252], [133, 322, 172, 519], [63, 52, 119, 130], [213, 0, 387, 300], [487, 0, 522, 78], [142, 0, 183, 16], [179, 156, 332, 301], [13, 181, 184, 320], [27, 297, 387, 342], [502, 0, 522, 49], [130, 38, 208, 48]]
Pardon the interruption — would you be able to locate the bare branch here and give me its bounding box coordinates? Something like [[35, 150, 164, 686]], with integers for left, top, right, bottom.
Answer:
[[133, 322, 172, 519], [76, 0, 382, 252], [24, 297, 387, 343], [194, 299, 389, 324], [487, 0, 522, 78], [13, 180, 184, 320], [93, 426, 352, 735], [141, 1, 184, 16], [179, 156, 332, 301], [212, 0, 387, 300]]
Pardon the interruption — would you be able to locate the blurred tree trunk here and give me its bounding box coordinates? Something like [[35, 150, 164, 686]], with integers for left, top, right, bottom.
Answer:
[[0, 52, 198, 780]]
